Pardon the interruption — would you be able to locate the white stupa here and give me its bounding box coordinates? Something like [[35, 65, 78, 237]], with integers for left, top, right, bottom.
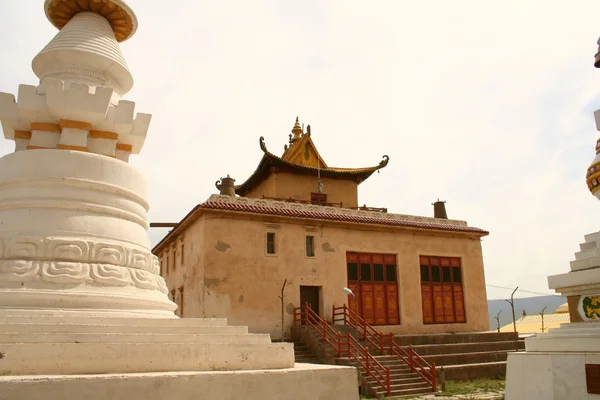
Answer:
[[0, 2, 357, 399], [505, 38, 600, 400]]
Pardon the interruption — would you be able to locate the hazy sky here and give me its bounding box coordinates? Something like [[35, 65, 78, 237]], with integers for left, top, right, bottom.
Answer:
[[1, 1, 600, 300]]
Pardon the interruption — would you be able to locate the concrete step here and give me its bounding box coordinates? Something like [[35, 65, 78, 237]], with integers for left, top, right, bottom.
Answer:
[[0, 323, 248, 335], [0, 341, 294, 375], [0, 316, 228, 327], [423, 350, 514, 367], [0, 332, 272, 344], [376, 384, 433, 397], [412, 340, 522, 356], [394, 331, 518, 346], [580, 241, 598, 251], [438, 361, 507, 381], [365, 376, 425, 385]]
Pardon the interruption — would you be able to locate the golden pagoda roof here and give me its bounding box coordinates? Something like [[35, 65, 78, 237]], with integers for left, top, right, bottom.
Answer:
[[234, 120, 389, 196]]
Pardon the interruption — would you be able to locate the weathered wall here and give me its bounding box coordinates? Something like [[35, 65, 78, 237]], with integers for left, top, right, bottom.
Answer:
[[162, 211, 489, 339], [244, 172, 358, 208]]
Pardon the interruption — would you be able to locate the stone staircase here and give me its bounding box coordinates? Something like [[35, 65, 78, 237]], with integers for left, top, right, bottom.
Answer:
[[287, 339, 322, 364], [394, 331, 525, 381], [343, 355, 434, 398], [292, 325, 434, 398]]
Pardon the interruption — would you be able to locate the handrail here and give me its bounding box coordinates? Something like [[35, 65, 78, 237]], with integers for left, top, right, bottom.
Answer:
[[293, 304, 341, 357], [333, 303, 437, 392], [385, 334, 436, 390], [340, 333, 391, 396], [332, 304, 385, 354], [293, 304, 391, 396]]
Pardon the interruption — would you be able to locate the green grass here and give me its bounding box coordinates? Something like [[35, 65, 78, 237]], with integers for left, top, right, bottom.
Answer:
[[435, 377, 505, 396]]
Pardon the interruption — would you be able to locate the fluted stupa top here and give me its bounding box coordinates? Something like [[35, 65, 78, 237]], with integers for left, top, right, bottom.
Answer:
[[44, 0, 138, 42], [32, 11, 134, 95]]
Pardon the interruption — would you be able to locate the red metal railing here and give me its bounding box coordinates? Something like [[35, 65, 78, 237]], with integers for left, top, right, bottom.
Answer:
[[332, 304, 386, 355], [293, 304, 342, 357], [333, 304, 437, 392], [340, 332, 390, 395], [293, 304, 391, 396]]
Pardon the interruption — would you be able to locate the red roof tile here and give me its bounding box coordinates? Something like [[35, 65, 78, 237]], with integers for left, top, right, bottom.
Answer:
[[198, 201, 489, 235]]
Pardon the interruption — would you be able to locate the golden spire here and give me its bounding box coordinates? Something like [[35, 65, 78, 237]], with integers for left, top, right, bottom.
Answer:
[[291, 116, 303, 142]]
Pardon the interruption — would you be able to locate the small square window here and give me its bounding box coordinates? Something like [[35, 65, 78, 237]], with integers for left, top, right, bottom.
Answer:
[[347, 262, 358, 281], [452, 267, 462, 283], [267, 232, 276, 254], [420, 265, 429, 282], [306, 236, 315, 257], [181, 242, 185, 265]]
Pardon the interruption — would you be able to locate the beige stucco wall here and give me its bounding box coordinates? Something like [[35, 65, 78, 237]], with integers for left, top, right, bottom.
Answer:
[[160, 211, 489, 340], [244, 172, 358, 208]]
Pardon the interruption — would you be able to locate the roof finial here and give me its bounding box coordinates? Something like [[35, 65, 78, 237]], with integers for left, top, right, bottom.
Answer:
[[291, 116, 303, 141]]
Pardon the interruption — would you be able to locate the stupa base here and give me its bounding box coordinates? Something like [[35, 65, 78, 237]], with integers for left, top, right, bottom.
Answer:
[[506, 322, 600, 400], [0, 315, 359, 399], [0, 365, 359, 400]]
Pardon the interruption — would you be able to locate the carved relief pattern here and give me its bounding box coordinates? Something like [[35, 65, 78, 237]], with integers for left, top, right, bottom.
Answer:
[[207, 194, 469, 227], [0, 237, 166, 292]]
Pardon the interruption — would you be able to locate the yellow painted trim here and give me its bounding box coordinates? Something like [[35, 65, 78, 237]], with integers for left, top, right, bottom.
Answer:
[[116, 143, 133, 152], [30, 122, 60, 132], [587, 171, 600, 183], [14, 130, 32, 140], [589, 161, 600, 173], [89, 130, 119, 140], [27, 145, 52, 150], [56, 144, 89, 152], [60, 119, 92, 131]]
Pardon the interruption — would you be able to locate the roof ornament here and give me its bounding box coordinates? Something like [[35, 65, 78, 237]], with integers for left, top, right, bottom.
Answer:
[[291, 116, 303, 142], [317, 151, 324, 193], [306, 125, 311, 136], [379, 155, 390, 167], [259, 136, 268, 153]]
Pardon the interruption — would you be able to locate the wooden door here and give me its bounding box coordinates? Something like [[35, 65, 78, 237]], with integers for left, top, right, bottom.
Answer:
[[300, 286, 320, 324]]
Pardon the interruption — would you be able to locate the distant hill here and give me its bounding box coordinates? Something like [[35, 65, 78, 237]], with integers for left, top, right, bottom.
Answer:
[[487, 295, 566, 331]]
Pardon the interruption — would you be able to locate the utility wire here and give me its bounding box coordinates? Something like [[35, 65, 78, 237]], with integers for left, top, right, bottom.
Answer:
[[486, 284, 561, 297]]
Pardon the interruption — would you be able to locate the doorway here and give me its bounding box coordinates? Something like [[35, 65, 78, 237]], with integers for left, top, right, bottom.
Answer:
[[300, 286, 321, 324]]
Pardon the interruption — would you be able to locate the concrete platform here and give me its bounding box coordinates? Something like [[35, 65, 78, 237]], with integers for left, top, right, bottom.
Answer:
[[0, 364, 360, 400]]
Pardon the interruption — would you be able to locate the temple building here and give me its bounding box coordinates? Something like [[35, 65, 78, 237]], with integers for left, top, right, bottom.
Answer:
[[153, 118, 491, 339]]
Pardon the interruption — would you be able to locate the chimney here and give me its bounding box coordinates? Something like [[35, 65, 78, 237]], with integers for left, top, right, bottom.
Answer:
[[432, 199, 448, 219], [215, 175, 236, 197]]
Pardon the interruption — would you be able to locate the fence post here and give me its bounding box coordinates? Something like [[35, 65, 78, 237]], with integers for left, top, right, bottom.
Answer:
[[365, 347, 370, 376], [409, 345, 414, 372], [332, 304, 335, 324], [321, 320, 326, 341], [386, 367, 391, 396], [431, 362, 437, 392], [441, 366, 446, 392], [336, 332, 341, 357]]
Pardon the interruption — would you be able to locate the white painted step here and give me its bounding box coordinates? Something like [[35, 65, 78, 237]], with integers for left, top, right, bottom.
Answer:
[[0, 316, 228, 327], [0, 341, 295, 375], [584, 231, 600, 243], [0, 332, 271, 344], [0, 323, 248, 335], [574, 247, 600, 261]]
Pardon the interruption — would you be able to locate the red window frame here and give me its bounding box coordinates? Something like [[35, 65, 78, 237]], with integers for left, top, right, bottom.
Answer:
[[420, 256, 465, 324]]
